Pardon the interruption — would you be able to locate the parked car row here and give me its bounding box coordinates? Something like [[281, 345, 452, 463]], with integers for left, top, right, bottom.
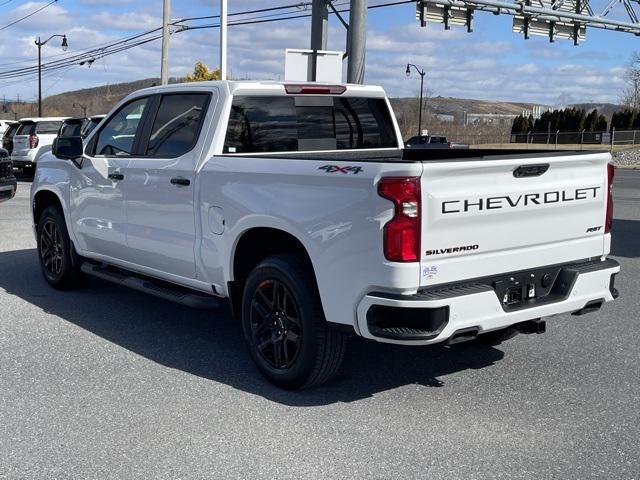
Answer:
[[0, 146, 16, 204], [0, 114, 106, 178]]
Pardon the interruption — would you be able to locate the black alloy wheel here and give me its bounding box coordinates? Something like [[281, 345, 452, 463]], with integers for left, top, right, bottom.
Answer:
[[241, 254, 347, 390], [39, 219, 64, 280], [250, 279, 302, 369], [37, 205, 83, 289]]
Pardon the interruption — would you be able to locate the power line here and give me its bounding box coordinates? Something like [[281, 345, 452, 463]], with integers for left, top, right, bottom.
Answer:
[[176, 2, 313, 23], [0, 0, 413, 86], [0, 0, 58, 32]]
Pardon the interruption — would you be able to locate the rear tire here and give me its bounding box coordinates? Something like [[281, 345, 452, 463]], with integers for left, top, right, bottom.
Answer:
[[37, 205, 83, 290], [241, 253, 347, 390]]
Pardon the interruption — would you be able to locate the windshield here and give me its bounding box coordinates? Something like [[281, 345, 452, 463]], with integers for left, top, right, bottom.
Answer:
[[224, 95, 397, 154]]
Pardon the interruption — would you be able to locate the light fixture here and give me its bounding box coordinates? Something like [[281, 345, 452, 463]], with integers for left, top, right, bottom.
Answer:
[[405, 64, 411, 77], [61, 35, 68, 51]]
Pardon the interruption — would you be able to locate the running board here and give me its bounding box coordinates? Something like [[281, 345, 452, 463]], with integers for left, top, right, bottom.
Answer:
[[80, 262, 219, 310]]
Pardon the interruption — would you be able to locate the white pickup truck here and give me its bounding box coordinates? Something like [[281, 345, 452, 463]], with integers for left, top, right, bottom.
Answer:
[[31, 81, 620, 389]]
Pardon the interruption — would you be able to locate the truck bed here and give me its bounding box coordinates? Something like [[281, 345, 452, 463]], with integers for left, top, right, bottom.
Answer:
[[233, 148, 605, 163]]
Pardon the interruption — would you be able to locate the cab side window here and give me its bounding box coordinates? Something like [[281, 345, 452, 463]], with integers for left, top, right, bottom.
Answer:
[[146, 94, 209, 158], [95, 98, 148, 157]]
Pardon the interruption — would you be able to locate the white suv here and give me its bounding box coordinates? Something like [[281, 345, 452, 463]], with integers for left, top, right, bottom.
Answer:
[[0, 120, 14, 136], [11, 117, 68, 174]]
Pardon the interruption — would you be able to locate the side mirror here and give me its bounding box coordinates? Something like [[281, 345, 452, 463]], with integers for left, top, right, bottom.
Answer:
[[53, 136, 84, 163]]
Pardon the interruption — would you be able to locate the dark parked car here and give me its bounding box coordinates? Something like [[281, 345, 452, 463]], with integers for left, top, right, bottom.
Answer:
[[0, 147, 16, 203], [405, 135, 469, 149], [58, 115, 106, 140], [2, 121, 19, 155], [81, 115, 105, 138]]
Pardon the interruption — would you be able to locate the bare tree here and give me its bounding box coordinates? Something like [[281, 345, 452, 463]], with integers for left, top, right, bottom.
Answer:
[[621, 52, 640, 108]]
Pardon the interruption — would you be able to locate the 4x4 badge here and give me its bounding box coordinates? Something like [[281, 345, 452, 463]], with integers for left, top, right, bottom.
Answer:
[[318, 165, 363, 175]]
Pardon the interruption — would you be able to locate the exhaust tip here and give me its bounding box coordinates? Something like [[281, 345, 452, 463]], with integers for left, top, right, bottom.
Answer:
[[572, 299, 604, 316]]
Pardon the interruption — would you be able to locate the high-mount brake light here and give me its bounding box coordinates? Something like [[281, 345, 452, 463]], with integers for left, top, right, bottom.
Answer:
[[378, 177, 421, 262], [284, 84, 347, 95], [605, 162, 615, 234]]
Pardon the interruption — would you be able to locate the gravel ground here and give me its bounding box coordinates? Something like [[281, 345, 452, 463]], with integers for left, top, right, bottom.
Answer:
[[613, 149, 640, 168], [1, 174, 639, 479]]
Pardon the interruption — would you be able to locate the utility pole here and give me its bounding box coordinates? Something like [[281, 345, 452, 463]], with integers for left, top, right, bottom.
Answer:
[[310, 0, 328, 81], [220, 0, 228, 80], [161, 0, 170, 85], [347, 0, 367, 84]]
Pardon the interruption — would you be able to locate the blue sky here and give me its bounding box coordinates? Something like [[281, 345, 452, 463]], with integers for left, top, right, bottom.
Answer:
[[0, 0, 636, 105]]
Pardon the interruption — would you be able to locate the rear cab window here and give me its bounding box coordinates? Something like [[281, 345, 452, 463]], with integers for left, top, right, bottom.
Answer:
[[223, 95, 397, 154]]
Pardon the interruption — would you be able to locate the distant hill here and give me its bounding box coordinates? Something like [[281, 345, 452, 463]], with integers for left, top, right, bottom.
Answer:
[[1, 78, 625, 122], [391, 96, 543, 118], [568, 103, 624, 119], [42, 78, 185, 117]]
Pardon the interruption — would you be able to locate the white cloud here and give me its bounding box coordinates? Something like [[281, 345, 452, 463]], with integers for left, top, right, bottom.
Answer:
[[0, 0, 631, 106]]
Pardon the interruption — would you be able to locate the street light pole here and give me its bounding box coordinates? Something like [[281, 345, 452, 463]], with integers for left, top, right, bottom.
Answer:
[[35, 34, 68, 117], [406, 63, 426, 136]]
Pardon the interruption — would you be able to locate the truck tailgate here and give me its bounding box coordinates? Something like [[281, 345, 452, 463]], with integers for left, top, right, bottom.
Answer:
[[420, 151, 611, 287]]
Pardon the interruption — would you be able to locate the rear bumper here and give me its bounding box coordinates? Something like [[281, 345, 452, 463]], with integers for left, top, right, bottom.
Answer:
[[356, 258, 620, 345], [11, 151, 36, 169]]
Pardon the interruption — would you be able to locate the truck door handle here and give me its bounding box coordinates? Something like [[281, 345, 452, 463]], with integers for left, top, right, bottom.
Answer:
[[170, 177, 191, 187], [108, 173, 124, 181]]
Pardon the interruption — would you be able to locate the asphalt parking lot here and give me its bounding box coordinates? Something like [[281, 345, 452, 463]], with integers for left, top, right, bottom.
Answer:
[[1, 171, 639, 479]]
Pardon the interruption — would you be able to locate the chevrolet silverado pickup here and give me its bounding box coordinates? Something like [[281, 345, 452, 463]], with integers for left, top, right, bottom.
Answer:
[[30, 81, 619, 389]]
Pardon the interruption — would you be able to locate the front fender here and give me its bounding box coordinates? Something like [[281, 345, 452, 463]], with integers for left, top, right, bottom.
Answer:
[[31, 156, 77, 245]]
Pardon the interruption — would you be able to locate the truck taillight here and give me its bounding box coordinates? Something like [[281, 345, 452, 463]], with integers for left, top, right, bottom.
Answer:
[[378, 177, 421, 262], [605, 162, 615, 233], [29, 134, 39, 149]]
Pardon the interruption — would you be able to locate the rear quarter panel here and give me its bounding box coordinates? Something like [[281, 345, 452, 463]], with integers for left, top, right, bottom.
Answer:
[[196, 155, 423, 327]]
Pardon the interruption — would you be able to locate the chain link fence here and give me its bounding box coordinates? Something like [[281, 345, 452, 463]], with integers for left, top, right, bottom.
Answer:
[[509, 129, 640, 149]]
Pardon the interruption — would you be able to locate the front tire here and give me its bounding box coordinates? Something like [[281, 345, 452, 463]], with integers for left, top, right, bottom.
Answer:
[[241, 254, 347, 390], [37, 205, 83, 290]]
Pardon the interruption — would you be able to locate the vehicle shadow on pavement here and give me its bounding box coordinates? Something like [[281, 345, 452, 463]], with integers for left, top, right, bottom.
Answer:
[[0, 249, 504, 406], [611, 219, 640, 258]]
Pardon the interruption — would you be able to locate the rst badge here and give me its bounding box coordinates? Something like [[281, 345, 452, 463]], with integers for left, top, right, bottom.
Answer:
[[423, 266, 438, 278]]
